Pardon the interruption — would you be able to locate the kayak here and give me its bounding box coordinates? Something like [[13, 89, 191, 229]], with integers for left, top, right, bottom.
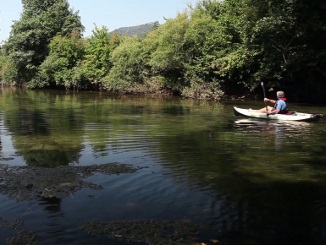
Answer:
[[234, 106, 324, 122]]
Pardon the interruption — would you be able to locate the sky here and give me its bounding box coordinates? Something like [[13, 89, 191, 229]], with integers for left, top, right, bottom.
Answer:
[[0, 0, 199, 43]]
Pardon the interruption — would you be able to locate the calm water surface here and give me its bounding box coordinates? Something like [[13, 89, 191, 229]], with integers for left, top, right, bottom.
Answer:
[[0, 89, 326, 245]]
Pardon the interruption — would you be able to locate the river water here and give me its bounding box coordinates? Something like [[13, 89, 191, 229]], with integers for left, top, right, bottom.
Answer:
[[0, 89, 325, 245]]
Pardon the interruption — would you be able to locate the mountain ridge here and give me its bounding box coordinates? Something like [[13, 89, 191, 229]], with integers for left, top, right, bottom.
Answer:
[[110, 22, 159, 37]]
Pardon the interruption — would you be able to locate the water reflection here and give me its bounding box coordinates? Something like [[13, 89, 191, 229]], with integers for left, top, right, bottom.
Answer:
[[0, 89, 325, 244], [233, 118, 315, 151], [233, 118, 313, 132], [40, 197, 62, 213], [0, 92, 85, 166]]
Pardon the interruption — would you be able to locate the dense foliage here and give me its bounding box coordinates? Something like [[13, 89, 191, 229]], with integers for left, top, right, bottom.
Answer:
[[1, 0, 326, 102], [0, 0, 84, 87]]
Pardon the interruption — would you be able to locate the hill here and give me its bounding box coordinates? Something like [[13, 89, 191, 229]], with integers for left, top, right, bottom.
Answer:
[[110, 22, 159, 37]]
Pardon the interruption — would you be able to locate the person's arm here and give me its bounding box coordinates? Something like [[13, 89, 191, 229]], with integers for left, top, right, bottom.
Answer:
[[264, 98, 276, 104], [263, 98, 279, 114]]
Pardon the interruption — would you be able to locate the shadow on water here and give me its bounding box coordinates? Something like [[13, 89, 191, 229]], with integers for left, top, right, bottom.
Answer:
[[155, 115, 326, 244], [228, 118, 326, 245]]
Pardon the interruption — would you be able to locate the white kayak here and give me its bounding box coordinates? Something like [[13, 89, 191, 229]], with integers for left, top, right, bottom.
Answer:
[[234, 106, 323, 122]]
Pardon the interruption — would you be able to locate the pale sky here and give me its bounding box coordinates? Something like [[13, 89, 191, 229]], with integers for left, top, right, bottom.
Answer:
[[0, 0, 198, 43]]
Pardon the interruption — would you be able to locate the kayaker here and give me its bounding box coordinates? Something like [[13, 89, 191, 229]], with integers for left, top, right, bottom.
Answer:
[[259, 91, 288, 114]]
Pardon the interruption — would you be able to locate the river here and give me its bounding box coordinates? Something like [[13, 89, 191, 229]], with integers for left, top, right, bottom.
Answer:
[[0, 88, 325, 245]]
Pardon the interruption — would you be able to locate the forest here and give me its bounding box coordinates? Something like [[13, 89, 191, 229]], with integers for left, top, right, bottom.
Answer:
[[0, 0, 326, 103]]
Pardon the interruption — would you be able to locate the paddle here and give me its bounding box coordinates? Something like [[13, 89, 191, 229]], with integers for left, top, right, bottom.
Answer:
[[261, 82, 269, 118]]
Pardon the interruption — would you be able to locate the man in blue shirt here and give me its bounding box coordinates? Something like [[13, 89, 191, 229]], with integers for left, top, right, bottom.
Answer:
[[259, 91, 288, 114]]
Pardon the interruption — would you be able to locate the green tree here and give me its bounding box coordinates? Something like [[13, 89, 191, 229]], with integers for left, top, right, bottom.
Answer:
[[0, 48, 19, 85], [145, 13, 190, 90], [105, 36, 147, 92], [81, 26, 119, 89], [181, 3, 233, 98], [193, 0, 257, 95], [244, 0, 326, 102], [2, 0, 84, 86], [195, 0, 326, 101], [36, 31, 85, 89]]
